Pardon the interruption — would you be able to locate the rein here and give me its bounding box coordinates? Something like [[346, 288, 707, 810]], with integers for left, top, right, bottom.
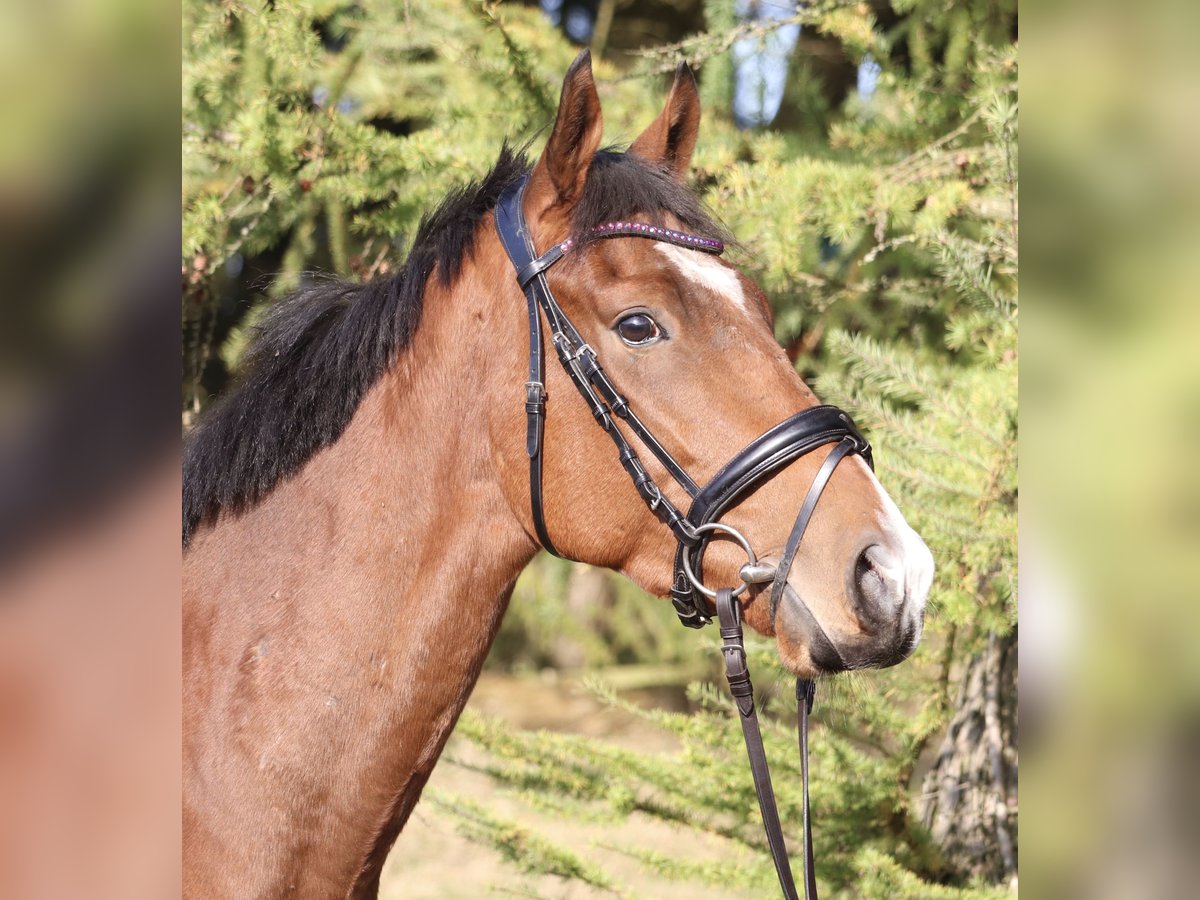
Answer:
[[494, 172, 873, 899]]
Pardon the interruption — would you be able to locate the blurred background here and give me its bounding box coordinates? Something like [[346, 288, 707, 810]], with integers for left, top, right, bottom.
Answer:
[[4, 0, 1200, 896]]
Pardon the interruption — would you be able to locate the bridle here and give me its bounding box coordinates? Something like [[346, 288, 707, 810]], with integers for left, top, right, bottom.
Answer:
[[495, 172, 873, 900]]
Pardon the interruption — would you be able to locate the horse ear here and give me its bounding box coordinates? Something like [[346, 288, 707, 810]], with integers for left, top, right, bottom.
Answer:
[[527, 50, 604, 217], [629, 62, 700, 180]]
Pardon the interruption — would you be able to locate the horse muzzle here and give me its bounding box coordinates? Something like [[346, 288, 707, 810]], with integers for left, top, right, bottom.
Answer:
[[770, 535, 932, 674]]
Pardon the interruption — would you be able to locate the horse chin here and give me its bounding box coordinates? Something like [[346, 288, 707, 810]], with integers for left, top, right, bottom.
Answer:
[[771, 584, 849, 678], [772, 582, 926, 676]]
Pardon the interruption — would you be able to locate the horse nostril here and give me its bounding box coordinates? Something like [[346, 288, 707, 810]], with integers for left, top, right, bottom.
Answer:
[[853, 544, 902, 611], [845, 541, 929, 667]]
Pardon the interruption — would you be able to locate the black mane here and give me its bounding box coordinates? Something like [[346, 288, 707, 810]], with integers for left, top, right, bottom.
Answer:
[[570, 149, 728, 244], [183, 146, 728, 545]]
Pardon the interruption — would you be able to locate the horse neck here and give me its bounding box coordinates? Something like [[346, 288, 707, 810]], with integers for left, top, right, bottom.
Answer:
[[183, 239, 538, 896]]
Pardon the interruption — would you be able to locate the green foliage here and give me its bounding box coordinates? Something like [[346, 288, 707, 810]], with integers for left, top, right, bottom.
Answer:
[[183, 0, 1016, 894], [182, 0, 593, 402], [441, 672, 966, 897], [426, 789, 623, 894], [816, 70, 1019, 646], [853, 848, 1011, 900], [489, 557, 707, 674]]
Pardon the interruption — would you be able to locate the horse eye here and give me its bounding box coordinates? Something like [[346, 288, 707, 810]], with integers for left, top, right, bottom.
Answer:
[[616, 313, 662, 346]]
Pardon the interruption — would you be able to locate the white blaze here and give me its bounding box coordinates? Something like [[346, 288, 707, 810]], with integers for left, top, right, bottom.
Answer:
[[848, 456, 936, 614], [655, 243, 747, 311]]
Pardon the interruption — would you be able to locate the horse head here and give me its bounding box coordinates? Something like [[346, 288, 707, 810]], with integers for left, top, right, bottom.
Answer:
[[496, 52, 934, 677]]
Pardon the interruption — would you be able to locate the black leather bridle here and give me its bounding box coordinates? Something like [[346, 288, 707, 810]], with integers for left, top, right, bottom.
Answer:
[[495, 172, 873, 899]]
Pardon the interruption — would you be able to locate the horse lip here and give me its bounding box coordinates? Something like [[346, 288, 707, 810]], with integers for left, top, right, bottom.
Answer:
[[776, 581, 848, 673]]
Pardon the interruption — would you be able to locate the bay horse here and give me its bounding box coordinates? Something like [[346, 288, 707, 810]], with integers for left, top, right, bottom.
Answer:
[[183, 52, 934, 899]]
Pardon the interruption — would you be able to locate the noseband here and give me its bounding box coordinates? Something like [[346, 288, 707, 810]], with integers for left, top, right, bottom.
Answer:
[[495, 173, 873, 899]]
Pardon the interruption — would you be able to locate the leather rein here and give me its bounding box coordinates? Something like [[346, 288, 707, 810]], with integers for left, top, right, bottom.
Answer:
[[494, 173, 873, 899]]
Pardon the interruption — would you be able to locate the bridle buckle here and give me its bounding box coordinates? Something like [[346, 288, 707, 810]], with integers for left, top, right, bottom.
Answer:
[[524, 381, 546, 413]]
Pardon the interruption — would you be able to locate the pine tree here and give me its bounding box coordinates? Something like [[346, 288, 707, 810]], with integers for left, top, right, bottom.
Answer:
[[184, 0, 624, 420]]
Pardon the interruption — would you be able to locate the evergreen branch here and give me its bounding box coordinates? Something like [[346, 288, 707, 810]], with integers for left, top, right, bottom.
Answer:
[[846, 395, 997, 475], [613, 0, 869, 80], [885, 108, 984, 180], [927, 232, 1010, 314], [477, 2, 555, 118], [880, 460, 989, 504], [426, 790, 626, 894], [618, 12, 805, 78], [611, 843, 777, 894], [823, 330, 1013, 455]]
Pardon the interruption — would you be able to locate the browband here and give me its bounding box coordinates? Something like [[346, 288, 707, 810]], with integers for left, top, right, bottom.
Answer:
[[517, 221, 724, 287]]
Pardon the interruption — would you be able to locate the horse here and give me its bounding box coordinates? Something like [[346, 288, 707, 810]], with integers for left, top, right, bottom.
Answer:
[[182, 51, 934, 899]]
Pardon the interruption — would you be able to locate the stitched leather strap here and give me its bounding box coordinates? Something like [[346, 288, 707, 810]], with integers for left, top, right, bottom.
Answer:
[[495, 174, 565, 557], [797, 678, 818, 900], [717, 589, 818, 900], [767, 437, 858, 623], [693, 408, 870, 524], [671, 408, 871, 627]]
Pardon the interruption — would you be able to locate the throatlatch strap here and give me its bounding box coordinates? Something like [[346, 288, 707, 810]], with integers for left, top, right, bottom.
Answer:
[[717, 589, 819, 900], [494, 176, 564, 558]]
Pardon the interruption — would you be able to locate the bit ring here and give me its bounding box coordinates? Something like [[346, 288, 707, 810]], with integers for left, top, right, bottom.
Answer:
[[681, 522, 758, 599]]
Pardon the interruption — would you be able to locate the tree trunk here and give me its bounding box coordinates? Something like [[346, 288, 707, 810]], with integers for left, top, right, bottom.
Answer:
[[919, 627, 1018, 886]]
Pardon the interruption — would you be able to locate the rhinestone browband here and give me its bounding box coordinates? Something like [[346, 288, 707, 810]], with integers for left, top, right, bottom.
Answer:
[[559, 221, 725, 256]]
